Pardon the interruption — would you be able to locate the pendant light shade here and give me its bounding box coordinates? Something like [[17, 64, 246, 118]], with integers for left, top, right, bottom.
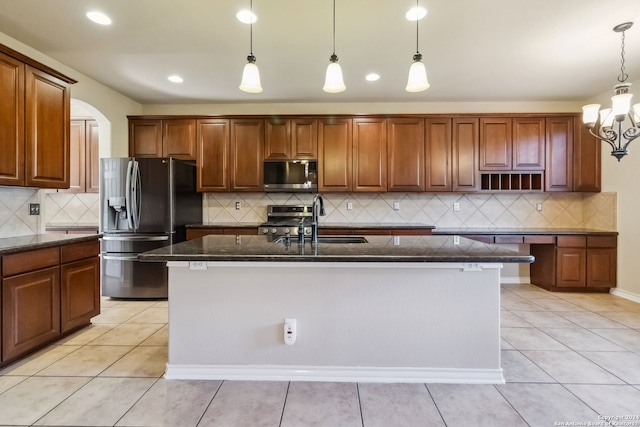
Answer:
[[405, 53, 430, 92], [239, 0, 262, 93], [323, 54, 346, 93], [323, 0, 345, 93], [405, 1, 429, 93], [239, 55, 262, 93]]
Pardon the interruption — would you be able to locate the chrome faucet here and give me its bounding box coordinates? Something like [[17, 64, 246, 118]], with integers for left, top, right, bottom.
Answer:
[[311, 193, 325, 244]]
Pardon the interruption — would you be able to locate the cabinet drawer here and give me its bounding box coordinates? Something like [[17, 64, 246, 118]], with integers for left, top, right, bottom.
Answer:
[[392, 228, 432, 236], [2, 247, 59, 277], [524, 235, 556, 244], [60, 239, 100, 264], [557, 236, 586, 248], [494, 235, 524, 244], [587, 235, 617, 248]]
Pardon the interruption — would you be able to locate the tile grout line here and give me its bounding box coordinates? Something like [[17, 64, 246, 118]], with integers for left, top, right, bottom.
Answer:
[[277, 381, 291, 427]]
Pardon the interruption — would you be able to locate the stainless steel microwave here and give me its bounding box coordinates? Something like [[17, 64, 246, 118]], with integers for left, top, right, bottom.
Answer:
[[263, 160, 318, 192]]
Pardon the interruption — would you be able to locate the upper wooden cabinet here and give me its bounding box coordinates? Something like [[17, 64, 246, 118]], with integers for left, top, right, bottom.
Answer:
[[480, 117, 545, 171], [63, 119, 99, 193], [0, 45, 75, 189], [545, 116, 574, 192], [129, 118, 196, 160], [265, 117, 317, 160], [452, 118, 479, 191], [387, 118, 425, 192], [197, 119, 230, 192], [318, 118, 352, 192], [425, 118, 452, 192], [513, 117, 545, 170], [479, 118, 512, 170], [573, 120, 601, 192], [353, 118, 387, 192], [230, 119, 264, 191]]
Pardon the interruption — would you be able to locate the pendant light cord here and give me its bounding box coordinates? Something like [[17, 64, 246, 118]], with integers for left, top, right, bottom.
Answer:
[[249, 0, 254, 56], [415, 0, 419, 54], [332, 0, 336, 55]]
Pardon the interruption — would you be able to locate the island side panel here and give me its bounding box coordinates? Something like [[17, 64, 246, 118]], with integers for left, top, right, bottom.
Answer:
[[166, 262, 502, 383]]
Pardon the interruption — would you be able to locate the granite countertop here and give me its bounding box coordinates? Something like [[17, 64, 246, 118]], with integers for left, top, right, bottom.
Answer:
[[0, 234, 101, 256], [45, 224, 99, 231], [433, 228, 618, 235], [138, 235, 534, 264], [188, 223, 435, 229]]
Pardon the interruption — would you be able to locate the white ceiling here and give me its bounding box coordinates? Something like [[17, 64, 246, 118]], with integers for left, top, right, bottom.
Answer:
[[1, 0, 639, 105]]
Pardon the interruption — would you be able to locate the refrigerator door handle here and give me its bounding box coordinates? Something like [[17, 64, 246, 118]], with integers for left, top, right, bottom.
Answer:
[[125, 160, 135, 230], [101, 235, 170, 241], [101, 254, 140, 261], [132, 160, 142, 230]]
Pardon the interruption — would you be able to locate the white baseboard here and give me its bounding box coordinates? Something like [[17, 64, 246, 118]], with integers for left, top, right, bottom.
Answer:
[[500, 276, 530, 285], [164, 364, 505, 385], [610, 288, 640, 304]]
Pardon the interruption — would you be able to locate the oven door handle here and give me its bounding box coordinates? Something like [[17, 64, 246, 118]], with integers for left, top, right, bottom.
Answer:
[[101, 254, 141, 261]]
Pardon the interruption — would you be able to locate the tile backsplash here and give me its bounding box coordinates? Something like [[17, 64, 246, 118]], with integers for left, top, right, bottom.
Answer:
[[0, 187, 41, 238], [203, 192, 617, 231], [44, 192, 100, 227]]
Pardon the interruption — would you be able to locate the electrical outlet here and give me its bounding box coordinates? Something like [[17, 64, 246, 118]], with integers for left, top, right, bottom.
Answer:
[[347, 202, 353, 210], [453, 235, 460, 245], [29, 203, 40, 215], [235, 201, 241, 210], [536, 203, 543, 212], [453, 202, 460, 212], [393, 201, 400, 211]]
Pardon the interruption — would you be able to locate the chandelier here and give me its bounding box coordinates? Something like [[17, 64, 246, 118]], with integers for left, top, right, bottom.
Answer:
[[582, 22, 639, 161]]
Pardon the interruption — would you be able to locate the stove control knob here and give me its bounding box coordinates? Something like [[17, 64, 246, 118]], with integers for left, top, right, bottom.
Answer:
[[261, 228, 269, 234], [270, 228, 277, 234], [284, 228, 291, 234]]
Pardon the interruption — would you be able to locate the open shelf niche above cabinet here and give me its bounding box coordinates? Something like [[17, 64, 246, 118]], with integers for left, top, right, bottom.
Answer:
[[480, 172, 544, 191]]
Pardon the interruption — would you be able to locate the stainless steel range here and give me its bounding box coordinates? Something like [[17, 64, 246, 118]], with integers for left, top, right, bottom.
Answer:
[[259, 205, 314, 239]]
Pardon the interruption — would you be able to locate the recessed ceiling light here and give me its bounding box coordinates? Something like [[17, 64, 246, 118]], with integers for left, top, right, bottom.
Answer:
[[168, 75, 184, 83], [366, 73, 380, 82], [236, 10, 257, 24], [86, 11, 112, 26], [405, 6, 427, 21]]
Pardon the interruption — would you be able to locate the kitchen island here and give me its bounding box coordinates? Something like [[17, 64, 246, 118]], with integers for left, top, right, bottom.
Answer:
[[140, 235, 533, 384]]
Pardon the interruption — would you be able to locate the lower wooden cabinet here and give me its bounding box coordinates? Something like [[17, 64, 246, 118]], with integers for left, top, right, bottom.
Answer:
[[2, 266, 60, 361], [1, 238, 100, 365]]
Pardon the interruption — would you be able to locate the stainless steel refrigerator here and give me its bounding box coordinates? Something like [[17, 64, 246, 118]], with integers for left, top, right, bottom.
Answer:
[[100, 157, 202, 298]]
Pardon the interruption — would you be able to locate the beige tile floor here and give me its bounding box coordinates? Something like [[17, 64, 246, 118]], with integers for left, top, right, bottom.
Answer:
[[0, 284, 639, 426]]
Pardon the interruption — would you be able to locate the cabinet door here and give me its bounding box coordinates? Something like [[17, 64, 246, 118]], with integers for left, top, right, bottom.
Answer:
[[556, 248, 586, 287], [425, 118, 452, 192], [60, 257, 100, 333], [513, 117, 545, 170], [85, 120, 100, 193], [586, 248, 616, 288], [129, 119, 162, 157], [452, 118, 479, 191], [66, 120, 86, 193], [573, 119, 601, 192], [230, 119, 264, 191], [0, 51, 25, 187], [480, 118, 512, 170], [545, 116, 574, 192], [265, 118, 291, 159], [197, 119, 230, 192], [291, 118, 318, 159], [387, 117, 425, 192], [25, 66, 70, 189], [318, 118, 352, 192], [353, 118, 387, 192], [162, 119, 196, 160], [2, 267, 60, 361]]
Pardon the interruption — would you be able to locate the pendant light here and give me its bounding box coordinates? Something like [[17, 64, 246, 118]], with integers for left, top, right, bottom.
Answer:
[[323, 0, 346, 93], [582, 22, 640, 161], [405, 0, 430, 92], [239, 0, 263, 93]]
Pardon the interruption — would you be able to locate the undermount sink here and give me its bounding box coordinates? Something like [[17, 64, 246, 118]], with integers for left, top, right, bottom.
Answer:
[[273, 236, 368, 244]]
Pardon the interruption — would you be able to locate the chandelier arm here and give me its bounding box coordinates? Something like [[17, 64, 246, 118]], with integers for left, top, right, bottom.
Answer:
[[587, 127, 619, 152], [622, 127, 640, 151]]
